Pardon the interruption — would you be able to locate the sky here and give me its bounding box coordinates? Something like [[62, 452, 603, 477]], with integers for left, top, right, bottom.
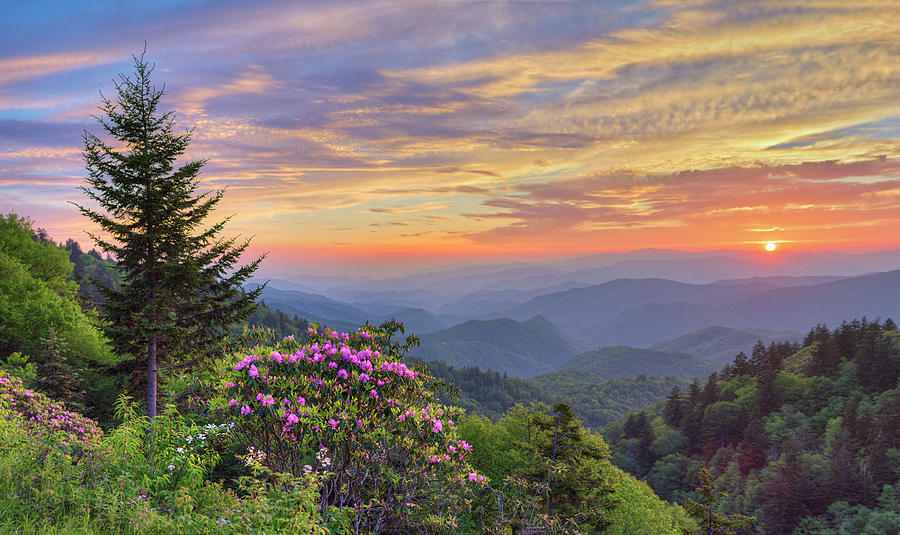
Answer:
[[1, 0, 899, 276]]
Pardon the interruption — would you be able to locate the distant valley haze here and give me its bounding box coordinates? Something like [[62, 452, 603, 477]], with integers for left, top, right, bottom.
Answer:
[[248, 247, 900, 379]]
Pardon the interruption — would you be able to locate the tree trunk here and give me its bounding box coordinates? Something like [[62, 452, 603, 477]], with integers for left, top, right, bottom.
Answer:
[[147, 333, 157, 420]]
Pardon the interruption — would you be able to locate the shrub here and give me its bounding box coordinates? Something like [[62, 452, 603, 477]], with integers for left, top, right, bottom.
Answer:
[[209, 323, 483, 532]]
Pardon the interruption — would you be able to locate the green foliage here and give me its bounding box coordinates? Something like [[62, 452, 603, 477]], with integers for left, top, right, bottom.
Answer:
[[605, 318, 900, 534], [244, 303, 310, 341], [459, 403, 692, 534], [681, 468, 754, 535], [652, 326, 803, 365], [535, 371, 691, 429], [75, 52, 264, 419], [0, 351, 38, 386], [415, 316, 583, 378], [0, 370, 346, 534], [0, 213, 116, 369], [36, 328, 85, 412], [208, 322, 480, 532], [415, 357, 555, 419], [558, 345, 717, 380], [604, 464, 696, 535]]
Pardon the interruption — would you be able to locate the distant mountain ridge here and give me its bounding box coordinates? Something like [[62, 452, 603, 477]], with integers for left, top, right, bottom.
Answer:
[[253, 285, 446, 334], [650, 326, 804, 363], [414, 316, 585, 378], [259, 248, 900, 313], [494, 269, 900, 348], [583, 269, 900, 347], [557, 346, 717, 380]]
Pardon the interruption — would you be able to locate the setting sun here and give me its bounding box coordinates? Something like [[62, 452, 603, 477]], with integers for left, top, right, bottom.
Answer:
[[765, 242, 777, 252]]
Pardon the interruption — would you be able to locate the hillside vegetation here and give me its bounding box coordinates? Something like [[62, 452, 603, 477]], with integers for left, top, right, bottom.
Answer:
[[559, 346, 717, 380], [0, 210, 697, 534], [651, 326, 803, 364], [414, 315, 584, 378], [605, 318, 900, 534]]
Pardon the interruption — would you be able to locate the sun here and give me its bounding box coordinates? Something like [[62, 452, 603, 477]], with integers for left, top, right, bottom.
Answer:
[[764, 242, 777, 252]]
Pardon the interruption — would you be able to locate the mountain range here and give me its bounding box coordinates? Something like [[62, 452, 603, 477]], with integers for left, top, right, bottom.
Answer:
[[251, 254, 900, 384]]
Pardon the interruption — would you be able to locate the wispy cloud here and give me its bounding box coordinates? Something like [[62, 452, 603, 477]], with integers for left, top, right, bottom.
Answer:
[[1, 0, 899, 269]]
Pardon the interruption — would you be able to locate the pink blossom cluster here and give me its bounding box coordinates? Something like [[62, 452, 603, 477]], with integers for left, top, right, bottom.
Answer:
[[218, 324, 482, 525], [0, 372, 102, 451]]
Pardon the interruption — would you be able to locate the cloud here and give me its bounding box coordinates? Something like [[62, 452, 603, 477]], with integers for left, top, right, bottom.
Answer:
[[462, 157, 900, 247], [2, 0, 900, 263]]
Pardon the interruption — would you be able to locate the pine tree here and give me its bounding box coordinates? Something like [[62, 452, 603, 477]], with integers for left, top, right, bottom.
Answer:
[[75, 52, 264, 419], [749, 340, 767, 376], [525, 403, 617, 530], [36, 327, 84, 412], [682, 468, 754, 535], [663, 385, 684, 426], [731, 351, 750, 377]]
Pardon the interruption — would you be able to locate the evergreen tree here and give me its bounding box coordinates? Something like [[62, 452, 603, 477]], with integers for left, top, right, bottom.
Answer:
[[35, 327, 84, 412], [682, 468, 754, 535], [884, 318, 897, 331], [808, 337, 841, 377], [731, 351, 750, 377], [663, 385, 684, 426], [75, 52, 264, 419], [749, 340, 767, 375], [635, 415, 655, 475], [856, 328, 899, 392], [525, 403, 617, 530], [803, 323, 830, 347]]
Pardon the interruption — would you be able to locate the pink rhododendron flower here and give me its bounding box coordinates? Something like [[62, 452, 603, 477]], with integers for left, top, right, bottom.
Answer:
[[240, 405, 251, 415]]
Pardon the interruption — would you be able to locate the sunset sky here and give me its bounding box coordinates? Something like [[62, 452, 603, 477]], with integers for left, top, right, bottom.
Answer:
[[1, 0, 899, 275]]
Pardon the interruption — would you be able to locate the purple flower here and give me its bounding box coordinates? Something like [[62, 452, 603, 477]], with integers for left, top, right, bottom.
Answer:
[[240, 405, 251, 415], [337, 369, 349, 380], [248, 365, 259, 378]]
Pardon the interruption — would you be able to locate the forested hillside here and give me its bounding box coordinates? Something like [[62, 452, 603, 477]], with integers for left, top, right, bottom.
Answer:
[[414, 315, 584, 377], [1, 207, 699, 533], [605, 318, 900, 534], [558, 346, 717, 380]]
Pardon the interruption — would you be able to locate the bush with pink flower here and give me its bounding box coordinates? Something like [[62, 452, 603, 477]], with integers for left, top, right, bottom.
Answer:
[[0, 370, 102, 453], [209, 322, 485, 532]]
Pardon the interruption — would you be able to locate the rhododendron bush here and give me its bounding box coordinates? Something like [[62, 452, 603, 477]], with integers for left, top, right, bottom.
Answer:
[[209, 323, 483, 532], [0, 371, 102, 453]]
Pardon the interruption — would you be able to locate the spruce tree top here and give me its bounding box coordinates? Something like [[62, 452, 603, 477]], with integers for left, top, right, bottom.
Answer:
[[74, 51, 265, 374]]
